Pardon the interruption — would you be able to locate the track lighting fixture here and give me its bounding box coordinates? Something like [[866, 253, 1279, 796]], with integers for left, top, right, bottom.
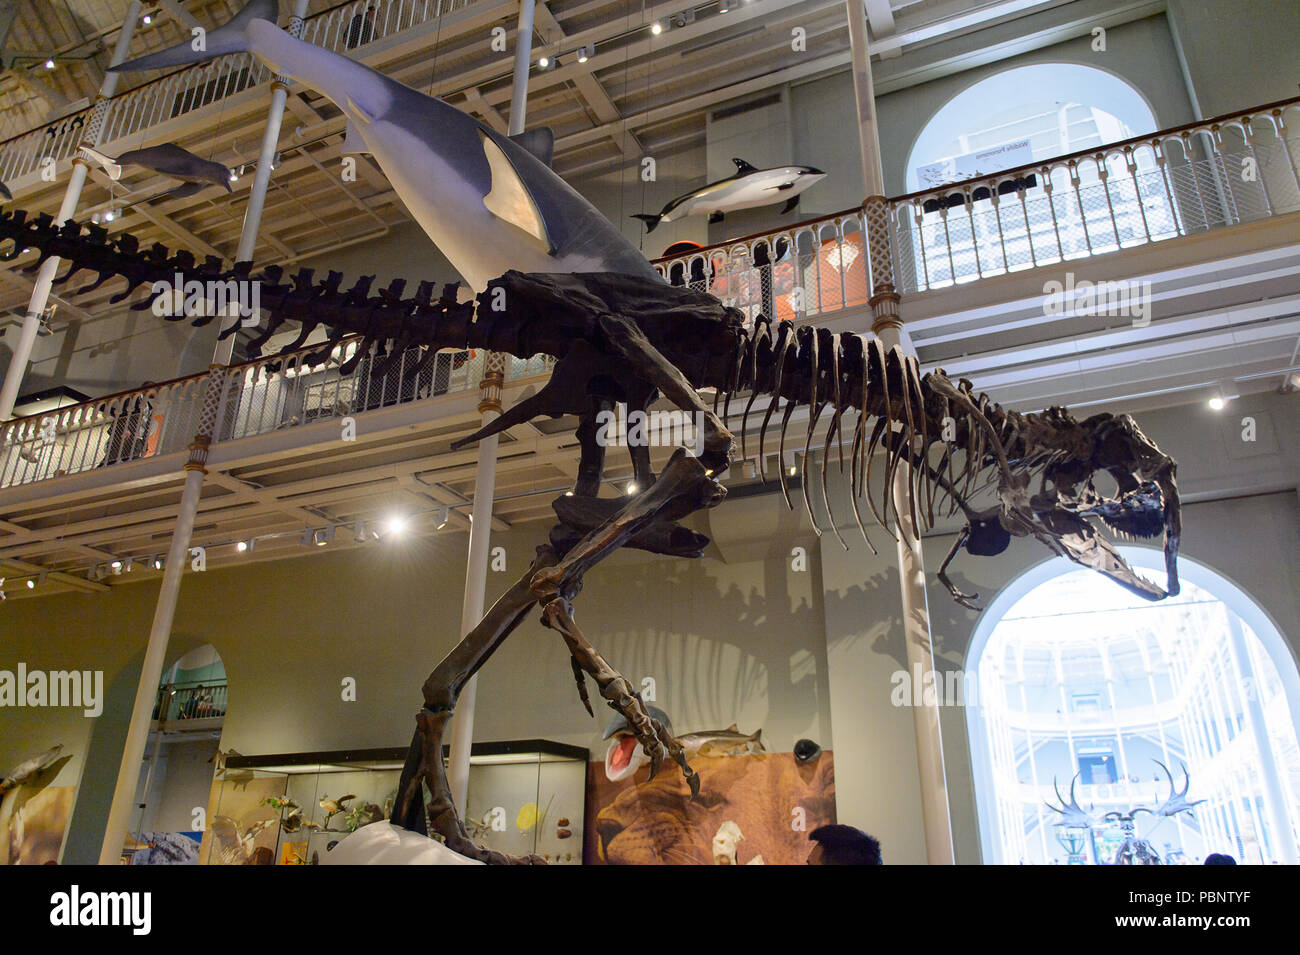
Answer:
[[576, 44, 592, 63], [650, 21, 663, 35], [434, 507, 449, 530]]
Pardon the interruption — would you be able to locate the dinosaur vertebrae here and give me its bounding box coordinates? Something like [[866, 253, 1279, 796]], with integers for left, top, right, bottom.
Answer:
[[0, 207, 1022, 540], [714, 316, 1026, 553]]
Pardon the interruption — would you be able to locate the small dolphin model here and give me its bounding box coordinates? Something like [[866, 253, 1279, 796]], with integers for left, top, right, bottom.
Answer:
[[633, 159, 825, 233], [110, 0, 657, 291], [80, 143, 233, 199]]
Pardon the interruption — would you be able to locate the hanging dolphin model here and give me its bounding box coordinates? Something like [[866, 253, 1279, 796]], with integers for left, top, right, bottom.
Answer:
[[79, 143, 233, 199], [632, 159, 825, 234], [109, 0, 657, 291]]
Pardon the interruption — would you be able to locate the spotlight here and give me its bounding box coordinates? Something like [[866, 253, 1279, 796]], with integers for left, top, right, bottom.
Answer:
[[354, 521, 368, 543], [229, 168, 238, 182], [26, 579, 35, 589], [153, 557, 163, 570], [538, 55, 549, 68], [434, 507, 449, 530], [720, 0, 734, 12], [650, 21, 662, 35], [142, 14, 152, 25], [672, 10, 695, 27], [313, 526, 334, 546], [110, 560, 123, 574], [91, 212, 101, 224], [1208, 396, 1225, 411], [385, 515, 408, 536], [237, 538, 255, 553], [45, 59, 55, 69], [626, 482, 638, 495], [564, 490, 574, 496], [576, 44, 592, 63]]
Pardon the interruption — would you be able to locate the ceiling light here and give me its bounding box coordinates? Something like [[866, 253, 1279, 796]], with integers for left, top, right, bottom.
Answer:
[[385, 515, 408, 536], [103, 209, 115, 222], [45, 59, 55, 69], [538, 55, 549, 68], [110, 560, 123, 573], [564, 490, 574, 496], [142, 14, 152, 25], [236, 539, 252, 553], [576, 44, 591, 63], [1208, 396, 1225, 411], [26, 579, 35, 589], [434, 507, 449, 530], [229, 169, 238, 182], [153, 557, 163, 570], [314, 527, 334, 546], [626, 483, 638, 495], [353, 521, 368, 543], [650, 21, 662, 35]]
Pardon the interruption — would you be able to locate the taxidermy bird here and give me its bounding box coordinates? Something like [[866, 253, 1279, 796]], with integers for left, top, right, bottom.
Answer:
[[110, 0, 658, 292], [79, 144, 233, 199], [319, 793, 356, 827], [632, 159, 826, 233]]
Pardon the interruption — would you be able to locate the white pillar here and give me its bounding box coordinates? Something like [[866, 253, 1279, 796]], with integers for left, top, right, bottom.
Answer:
[[99, 365, 228, 864], [0, 2, 143, 420], [846, 0, 955, 864], [214, 0, 310, 365], [445, 0, 534, 812]]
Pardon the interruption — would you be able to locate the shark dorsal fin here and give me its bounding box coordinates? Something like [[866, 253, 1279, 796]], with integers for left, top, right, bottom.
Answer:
[[726, 723, 738, 732], [732, 158, 759, 176], [509, 128, 555, 168], [480, 131, 553, 253]]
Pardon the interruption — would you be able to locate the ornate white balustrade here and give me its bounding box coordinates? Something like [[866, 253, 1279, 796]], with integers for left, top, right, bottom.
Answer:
[[0, 0, 480, 184], [0, 337, 551, 489], [653, 97, 1300, 303]]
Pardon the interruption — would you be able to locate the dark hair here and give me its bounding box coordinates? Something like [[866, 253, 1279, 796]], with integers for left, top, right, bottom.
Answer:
[[809, 824, 882, 865], [1203, 852, 1237, 865]]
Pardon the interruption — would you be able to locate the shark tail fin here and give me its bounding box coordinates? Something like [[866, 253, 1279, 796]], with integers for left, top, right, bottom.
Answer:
[[631, 213, 661, 234], [80, 146, 122, 180], [109, 0, 278, 72]]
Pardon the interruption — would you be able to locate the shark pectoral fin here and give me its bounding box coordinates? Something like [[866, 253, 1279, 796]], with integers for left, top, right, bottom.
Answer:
[[780, 196, 800, 214], [166, 182, 205, 200], [480, 131, 553, 253], [342, 121, 369, 155], [708, 211, 725, 224], [508, 128, 555, 168]]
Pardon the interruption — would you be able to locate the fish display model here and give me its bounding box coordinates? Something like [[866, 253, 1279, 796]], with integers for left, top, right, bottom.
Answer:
[[633, 158, 825, 233]]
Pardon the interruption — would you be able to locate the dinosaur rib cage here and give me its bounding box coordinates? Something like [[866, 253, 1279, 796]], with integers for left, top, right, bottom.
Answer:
[[0, 208, 1037, 552]]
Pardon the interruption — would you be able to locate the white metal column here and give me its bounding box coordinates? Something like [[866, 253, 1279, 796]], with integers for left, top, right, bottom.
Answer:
[[98, 365, 229, 863], [846, 0, 954, 863], [214, 0, 311, 364], [0, 2, 143, 420], [445, 0, 535, 812]]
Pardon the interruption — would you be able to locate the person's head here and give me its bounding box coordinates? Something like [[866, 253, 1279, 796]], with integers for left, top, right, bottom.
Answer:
[[1204, 852, 1237, 865], [807, 824, 882, 865]]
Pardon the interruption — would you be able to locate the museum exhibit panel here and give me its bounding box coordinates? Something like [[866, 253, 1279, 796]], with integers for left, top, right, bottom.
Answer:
[[0, 0, 1297, 870]]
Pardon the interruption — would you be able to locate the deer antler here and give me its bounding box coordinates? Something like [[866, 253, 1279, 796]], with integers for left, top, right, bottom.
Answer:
[[1045, 773, 1093, 829], [1153, 759, 1205, 818]]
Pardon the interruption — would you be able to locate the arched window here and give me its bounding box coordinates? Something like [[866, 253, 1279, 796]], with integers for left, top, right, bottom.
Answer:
[[966, 550, 1300, 865], [900, 64, 1172, 286]]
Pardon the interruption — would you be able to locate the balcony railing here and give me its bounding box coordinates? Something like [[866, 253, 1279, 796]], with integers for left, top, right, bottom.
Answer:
[[0, 338, 552, 490], [0, 0, 483, 184], [153, 679, 228, 722], [653, 97, 1300, 303]]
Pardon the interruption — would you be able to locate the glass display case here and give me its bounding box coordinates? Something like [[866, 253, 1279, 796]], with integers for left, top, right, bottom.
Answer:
[[206, 740, 587, 865]]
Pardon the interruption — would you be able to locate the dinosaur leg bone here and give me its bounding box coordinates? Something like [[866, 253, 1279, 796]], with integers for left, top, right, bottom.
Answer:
[[544, 596, 700, 797], [391, 546, 559, 864]]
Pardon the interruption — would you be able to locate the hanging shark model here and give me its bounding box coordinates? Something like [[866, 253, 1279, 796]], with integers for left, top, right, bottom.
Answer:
[[79, 143, 233, 199], [109, 0, 658, 291], [632, 159, 826, 234]]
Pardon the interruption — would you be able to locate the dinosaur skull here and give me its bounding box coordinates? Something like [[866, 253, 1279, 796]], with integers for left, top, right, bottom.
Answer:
[[1028, 413, 1181, 600]]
